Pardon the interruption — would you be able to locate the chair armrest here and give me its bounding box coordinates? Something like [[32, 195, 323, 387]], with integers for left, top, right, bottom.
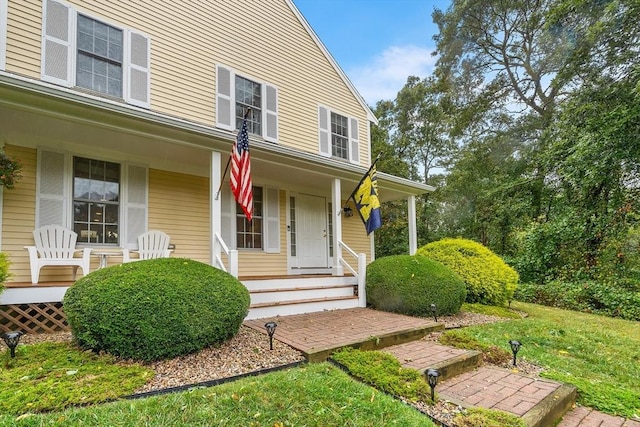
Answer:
[[24, 246, 38, 258]]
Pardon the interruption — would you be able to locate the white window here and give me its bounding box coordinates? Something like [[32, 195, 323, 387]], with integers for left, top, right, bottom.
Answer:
[[0, 0, 7, 70], [216, 65, 278, 143], [220, 184, 280, 253], [36, 149, 147, 248], [318, 105, 360, 164], [41, 0, 150, 108]]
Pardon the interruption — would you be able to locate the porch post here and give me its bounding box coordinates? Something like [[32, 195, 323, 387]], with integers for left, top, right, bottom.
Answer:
[[210, 151, 222, 266], [332, 178, 344, 276], [408, 195, 417, 255]]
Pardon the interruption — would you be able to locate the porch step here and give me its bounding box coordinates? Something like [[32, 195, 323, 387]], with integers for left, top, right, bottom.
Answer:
[[246, 295, 359, 320]]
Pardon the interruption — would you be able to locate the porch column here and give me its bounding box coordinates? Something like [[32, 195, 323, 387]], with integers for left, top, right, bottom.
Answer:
[[408, 195, 417, 255], [332, 178, 344, 276], [210, 151, 222, 266]]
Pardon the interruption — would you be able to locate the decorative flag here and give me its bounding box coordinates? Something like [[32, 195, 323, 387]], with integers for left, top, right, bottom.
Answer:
[[351, 163, 382, 235], [230, 117, 253, 221]]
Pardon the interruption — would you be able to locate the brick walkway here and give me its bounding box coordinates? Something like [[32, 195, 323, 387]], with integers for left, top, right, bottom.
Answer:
[[243, 307, 442, 361], [558, 406, 640, 427]]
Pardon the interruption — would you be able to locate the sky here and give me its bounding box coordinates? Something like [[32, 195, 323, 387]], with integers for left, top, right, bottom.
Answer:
[[293, 0, 451, 106]]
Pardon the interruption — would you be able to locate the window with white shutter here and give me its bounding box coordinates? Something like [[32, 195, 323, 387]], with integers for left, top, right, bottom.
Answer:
[[41, 0, 150, 107], [36, 149, 148, 248], [0, 0, 8, 71], [318, 106, 360, 164], [216, 64, 279, 142]]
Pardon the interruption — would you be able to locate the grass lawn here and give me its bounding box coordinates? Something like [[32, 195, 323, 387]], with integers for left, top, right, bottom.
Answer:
[[0, 363, 436, 426], [443, 301, 640, 419]]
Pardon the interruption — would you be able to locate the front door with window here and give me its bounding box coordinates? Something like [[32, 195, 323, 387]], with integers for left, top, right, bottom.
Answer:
[[295, 194, 328, 269]]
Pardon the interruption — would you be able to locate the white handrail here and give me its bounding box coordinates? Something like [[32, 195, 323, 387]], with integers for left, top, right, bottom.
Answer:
[[338, 240, 367, 307], [213, 232, 238, 278]]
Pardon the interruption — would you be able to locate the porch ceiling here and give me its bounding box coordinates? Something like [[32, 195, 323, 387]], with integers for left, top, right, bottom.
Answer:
[[0, 74, 434, 202]]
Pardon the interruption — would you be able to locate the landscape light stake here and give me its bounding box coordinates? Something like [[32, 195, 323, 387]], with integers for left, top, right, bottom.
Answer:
[[509, 340, 522, 367], [265, 322, 278, 350], [430, 304, 438, 322], [426, 368, 440, 402], [2, 331, 24, 358]]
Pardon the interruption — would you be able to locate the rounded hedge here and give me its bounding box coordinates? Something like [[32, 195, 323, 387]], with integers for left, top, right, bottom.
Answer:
[[63, 258, 250, 361], [366, 255, 466, 317], [416, 238, 519, 306]]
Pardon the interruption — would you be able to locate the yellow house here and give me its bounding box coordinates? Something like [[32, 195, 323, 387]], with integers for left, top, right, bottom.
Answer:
[[0, 0, 432, 330]]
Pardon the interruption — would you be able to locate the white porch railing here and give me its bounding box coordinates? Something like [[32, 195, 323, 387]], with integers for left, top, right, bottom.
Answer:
[[338, 240, 367, 307], [213, 232, 238, 278]]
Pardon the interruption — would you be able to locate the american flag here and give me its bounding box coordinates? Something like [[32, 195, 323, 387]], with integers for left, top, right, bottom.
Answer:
[[230, 117, 253, 221]]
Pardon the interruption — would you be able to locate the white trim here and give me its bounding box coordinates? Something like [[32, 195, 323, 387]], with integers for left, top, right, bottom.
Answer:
[[332, 178, 344, 275], [408, 195, 417, 255], [0, 0, 7, 71], [210, 151, 222, 265]]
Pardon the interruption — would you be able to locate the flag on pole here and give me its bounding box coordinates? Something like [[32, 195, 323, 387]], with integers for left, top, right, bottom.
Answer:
[[350, 163, 382, 235], [230, 116, 253, 221]]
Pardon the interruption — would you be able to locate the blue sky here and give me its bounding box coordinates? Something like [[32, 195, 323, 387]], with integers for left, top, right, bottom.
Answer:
[[292, 0, 451, 106]]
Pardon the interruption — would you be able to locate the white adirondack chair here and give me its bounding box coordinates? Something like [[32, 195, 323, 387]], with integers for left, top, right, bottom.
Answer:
[[25, 225, 92, 284], [122, 230, 172, 262]]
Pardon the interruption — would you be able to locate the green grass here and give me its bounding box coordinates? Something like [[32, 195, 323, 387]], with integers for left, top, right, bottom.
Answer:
[[0, 363, 436, 426], [0, 342, 153, 415], [443, 302, 640, 419]]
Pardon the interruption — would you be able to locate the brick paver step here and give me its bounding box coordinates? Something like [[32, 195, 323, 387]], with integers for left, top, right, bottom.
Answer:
[[382, 340, 482, 381], [437, 366, 576, 427], [558, 405, 640, 427]]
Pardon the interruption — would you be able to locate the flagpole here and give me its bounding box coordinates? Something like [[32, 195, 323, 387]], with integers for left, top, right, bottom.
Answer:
[[340, 153, 381, 213], [214, 107, 251, 200]]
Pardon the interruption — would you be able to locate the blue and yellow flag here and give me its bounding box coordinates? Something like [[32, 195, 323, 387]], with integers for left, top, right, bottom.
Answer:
[[351, 164, 382, 235]]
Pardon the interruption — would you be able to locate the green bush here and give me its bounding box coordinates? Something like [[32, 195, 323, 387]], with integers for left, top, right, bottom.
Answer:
[[366, 255, 466, 317], [515, 280, 640, 321], [63, 258, 250, 361], [0, 252, 10, 295], [417, 238, 519, 306]]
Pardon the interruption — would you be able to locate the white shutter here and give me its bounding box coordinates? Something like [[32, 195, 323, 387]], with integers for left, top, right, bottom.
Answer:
[[264, 187, 280, 253], [0, 0, 7, 71], [36, 150, 67, 228], [349, 117, 360, 164], [264, 84, 278, 142], [220, 183, 235, 249], [318, 106, 331, 157], [41, 0, 74, 86], [125, 29, 150, 108], [216, 65, 234, 130], [124, 164, 147, 248]]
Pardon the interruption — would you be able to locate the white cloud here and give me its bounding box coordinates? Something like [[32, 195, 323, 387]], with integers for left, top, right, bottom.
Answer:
[[346, 45, 437, 105]]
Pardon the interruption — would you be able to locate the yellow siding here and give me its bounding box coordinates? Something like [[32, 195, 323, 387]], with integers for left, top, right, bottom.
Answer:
[[237, 189, 288, 276], [2, 145, 37, 283], [5, 0, 370, 166], [341, 202, 374, 264], [148, 169, 210, 263]]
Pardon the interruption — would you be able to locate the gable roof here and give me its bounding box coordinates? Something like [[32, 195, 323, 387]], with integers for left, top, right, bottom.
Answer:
[[285, 0, 379, 126]]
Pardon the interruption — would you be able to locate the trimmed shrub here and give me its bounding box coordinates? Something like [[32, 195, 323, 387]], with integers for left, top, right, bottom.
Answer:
[[0, 252, 10, 295], [63, 258, 250, 361], [366, 255, 466, 317], [416, 238, 519, 306]]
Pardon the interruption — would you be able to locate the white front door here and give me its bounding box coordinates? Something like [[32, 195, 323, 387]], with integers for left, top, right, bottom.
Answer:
[[296, 194, 328, 268]]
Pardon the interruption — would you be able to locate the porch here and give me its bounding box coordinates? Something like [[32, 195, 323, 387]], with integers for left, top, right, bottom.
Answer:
[[0, 273, 360, 333]]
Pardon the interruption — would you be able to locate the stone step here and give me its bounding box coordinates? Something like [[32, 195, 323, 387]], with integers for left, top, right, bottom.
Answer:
[[437, 365, 577, 427], [382, 340, 482, 382]]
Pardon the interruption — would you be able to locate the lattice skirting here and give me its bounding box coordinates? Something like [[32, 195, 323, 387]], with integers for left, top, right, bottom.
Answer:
[[0, 303, 69, 334]]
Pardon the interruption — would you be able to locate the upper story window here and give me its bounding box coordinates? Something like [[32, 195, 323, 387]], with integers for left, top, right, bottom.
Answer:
[[216, 64, 279, 143], [41, 0, 150, 108], [76, 15, 123, 98], [73, 157, 120, 244], [331, 112, 349, 159], [318, 105, 360, 164], [235, 76, 262, 136]]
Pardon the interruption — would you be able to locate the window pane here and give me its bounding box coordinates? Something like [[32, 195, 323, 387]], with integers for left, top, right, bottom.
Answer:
[[235, 76, 262, 136], [73, 157, 120, 245], [236, 186, 263, 249]]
